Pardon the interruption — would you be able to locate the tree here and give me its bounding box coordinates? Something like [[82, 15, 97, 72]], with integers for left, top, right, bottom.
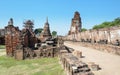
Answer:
[[93, 22, 111, 29], [52, 31, 57, 37], [92, 25, 100, 29], [92, 17, 120, 29], [81, 28, 87, 32], [23, 20, 34, 31], [34, 28, 43, 34], [114, 17, 120, 25]]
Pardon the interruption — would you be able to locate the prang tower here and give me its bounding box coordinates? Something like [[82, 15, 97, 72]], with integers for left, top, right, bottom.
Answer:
[[68, 11, 82, 35]]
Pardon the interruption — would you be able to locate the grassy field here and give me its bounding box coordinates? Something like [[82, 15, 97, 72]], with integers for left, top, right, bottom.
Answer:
[[0, 50, 66, 75], [0, 45, 5, 49]]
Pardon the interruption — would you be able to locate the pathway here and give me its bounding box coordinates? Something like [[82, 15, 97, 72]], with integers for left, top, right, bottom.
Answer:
[[64, 41, 120, 75]]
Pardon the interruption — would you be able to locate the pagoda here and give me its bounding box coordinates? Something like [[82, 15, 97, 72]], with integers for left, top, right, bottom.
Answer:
[[39, 18, 52, 42]]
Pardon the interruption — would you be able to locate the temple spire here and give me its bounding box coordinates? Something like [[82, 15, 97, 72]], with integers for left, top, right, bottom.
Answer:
[[39, 17, 52, 42], [8, 18, 13, 26], [46, 17, 48, 23], [45, 17, 49, 25]]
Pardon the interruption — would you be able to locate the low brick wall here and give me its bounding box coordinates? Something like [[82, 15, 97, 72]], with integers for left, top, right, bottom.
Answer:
[[59, 46, 94, 75], [76, 42, 120, 55]]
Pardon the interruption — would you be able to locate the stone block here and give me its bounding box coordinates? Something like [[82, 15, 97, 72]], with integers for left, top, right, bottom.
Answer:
[[72, 50, 82, 58], [87, 62, 99, 71]]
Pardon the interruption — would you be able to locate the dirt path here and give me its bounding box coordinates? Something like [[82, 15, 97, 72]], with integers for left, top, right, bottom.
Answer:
[[64, 41, 120, 75], [0, 49, 6, 56]]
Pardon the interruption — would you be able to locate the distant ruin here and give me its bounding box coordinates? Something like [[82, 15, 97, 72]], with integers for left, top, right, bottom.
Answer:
[[39, 18, 52, 42], [5, 18, 58, 59], [65, 11, 120, 55], [68, 11, 82, 35]]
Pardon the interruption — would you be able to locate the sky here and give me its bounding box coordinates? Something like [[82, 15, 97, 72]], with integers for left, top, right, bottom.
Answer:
[[0, 0, 120, 35]]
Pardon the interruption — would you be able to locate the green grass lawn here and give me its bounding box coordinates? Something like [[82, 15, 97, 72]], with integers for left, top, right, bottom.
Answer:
[[0, 45, 5, 49], [0, 55, 66, 75]]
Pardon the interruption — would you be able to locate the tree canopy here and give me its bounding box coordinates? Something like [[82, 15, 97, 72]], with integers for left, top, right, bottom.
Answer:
[[34, 28, 43, 34], [52, 31, 57, 37], [81, 28, 87, 32], [92, 17, 120, 29]]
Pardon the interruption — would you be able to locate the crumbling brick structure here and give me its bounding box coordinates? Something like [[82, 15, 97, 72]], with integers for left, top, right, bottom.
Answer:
[[5, 18, 58, 59], [68, 11, 82, 35], [66, 26, 120, 44], [14, 46, 59, 60], [65, 26, 120, 55], [5, 18, 37, 57], [59, 46, 94, 75], [21, 29, 37, 48], [5, 18, 21, 56], [22, 20, 38, 48], [39, 18, 52, 42]]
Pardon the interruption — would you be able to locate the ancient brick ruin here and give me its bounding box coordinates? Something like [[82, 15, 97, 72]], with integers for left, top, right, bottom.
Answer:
[[59, 46, 94, 75], [5, 18, 21, 56], [3, 12, 100, 75], [65, 26, 120, 56], [68, 11, 82, 35], [4, 18, 56, 58], [65, 11, 120, 55], [22, 20, 37, 48], [39, 18, 52, 42]]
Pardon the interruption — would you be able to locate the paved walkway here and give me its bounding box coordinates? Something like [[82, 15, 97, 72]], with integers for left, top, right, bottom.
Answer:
[[64, 41, 120, 75]]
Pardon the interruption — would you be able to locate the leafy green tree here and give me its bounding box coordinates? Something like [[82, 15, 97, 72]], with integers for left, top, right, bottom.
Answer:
[[93, 25, 100, 29], [92, 17, 120, 29], [114, 17, 120, 25], [52, 31, 57, 37], [34, 28, 43, 34], [93, 21, 113, 29], [81, 28, 87, 32]]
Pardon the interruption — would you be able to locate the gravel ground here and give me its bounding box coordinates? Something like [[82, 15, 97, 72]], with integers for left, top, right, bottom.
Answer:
[[64, 41, 120, 75]]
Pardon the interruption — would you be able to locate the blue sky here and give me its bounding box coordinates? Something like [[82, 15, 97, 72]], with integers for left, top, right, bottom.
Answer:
[[0, 0, 120, 35]]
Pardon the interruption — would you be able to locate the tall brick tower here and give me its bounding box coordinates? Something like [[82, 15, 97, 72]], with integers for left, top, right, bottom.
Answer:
[[68, 11, 82, 35], [5, 18, 21, 56]]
